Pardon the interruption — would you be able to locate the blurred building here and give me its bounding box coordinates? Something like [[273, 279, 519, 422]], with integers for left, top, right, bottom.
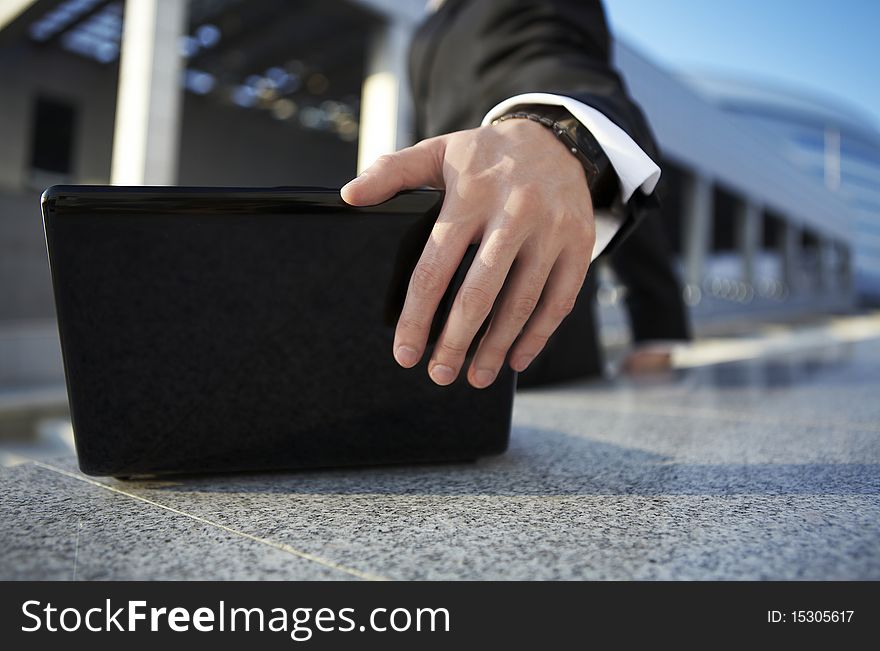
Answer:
[[0, 0, 413, 391], [683, 74, 880, 306], [590, 43, 855, 335], [0, 0, 860, 391]]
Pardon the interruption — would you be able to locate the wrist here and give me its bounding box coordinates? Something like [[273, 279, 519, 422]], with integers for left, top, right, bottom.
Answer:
[[490, 117, 589, 193], [492, 105, 618, 209]]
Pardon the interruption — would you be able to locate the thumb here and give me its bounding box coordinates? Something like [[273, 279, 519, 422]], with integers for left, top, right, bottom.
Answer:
[[340, 137, 446, 206]]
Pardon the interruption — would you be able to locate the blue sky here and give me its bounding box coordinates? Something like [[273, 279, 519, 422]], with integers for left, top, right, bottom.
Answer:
[[604, 0, 880, 128]]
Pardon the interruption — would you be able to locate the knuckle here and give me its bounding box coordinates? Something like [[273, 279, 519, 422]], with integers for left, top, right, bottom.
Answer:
[[530, 330, 552, 345], [486, 225, 519, 249], [509, 295, 539, 321], [517, 181, 545, 201], [552, 296, 578, 319], [457, 285, 495, 320], [438, 338, 469, 357], [580, 220, 597, 248], [528, 182, 552, 201], [480, 342, 510, 365], [410, 260, 447, 296], [553, 209, 577, 231], [521, 331, 551, 354], [505, 189, 541, 216], [375, 153, 398, 170], [474, 166, 506, 186], [397, 314, 428, 333]]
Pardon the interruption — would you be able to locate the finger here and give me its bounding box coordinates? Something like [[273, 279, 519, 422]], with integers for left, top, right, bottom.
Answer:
[[393, 211, 477, 369], [508, 248, 590, 373], [428, 225, 522, 386], [466, 254, 554, 388], [340, 137, 446, 206]]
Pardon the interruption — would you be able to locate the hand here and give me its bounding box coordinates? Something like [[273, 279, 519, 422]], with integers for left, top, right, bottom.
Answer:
[[620, 346, 674, 376], [341, 119, 596, 388]]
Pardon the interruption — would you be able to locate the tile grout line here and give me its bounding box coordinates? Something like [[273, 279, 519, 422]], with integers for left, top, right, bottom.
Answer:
[[523, 401, 880, 434], [30, 460, 389, 582], [72, 519, 82, 582]]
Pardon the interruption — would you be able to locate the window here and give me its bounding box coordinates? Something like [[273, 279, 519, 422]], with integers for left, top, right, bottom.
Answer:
[[762, 212, 784, 250], [800, 229, 820, 252], [711, 185, 738, 252], [30, 96, 77, 179]]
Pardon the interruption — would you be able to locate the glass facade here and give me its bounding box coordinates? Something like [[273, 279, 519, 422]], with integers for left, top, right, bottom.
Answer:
[[687, 77, 880, 303]]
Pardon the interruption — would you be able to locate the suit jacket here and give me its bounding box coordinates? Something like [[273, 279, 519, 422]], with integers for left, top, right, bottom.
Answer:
[[408, 0, 690, 382]]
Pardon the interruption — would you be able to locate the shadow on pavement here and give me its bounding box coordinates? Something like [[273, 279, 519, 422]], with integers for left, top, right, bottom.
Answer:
[[116, 426, 880, 498]]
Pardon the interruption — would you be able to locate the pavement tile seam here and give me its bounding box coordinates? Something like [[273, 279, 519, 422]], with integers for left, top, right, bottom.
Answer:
[[517, 400, 880, 434], [29, 460, 389, 582], [1, 464, 348, 580]]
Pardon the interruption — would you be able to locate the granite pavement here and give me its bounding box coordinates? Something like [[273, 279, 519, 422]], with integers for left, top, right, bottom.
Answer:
[[2, 334, 879, 580]]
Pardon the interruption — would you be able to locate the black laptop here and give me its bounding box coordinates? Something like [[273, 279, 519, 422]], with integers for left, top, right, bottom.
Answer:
[[42, 186, 514, 477]]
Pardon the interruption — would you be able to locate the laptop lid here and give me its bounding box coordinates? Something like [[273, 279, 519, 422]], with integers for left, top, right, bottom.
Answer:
[[42, 186, 514, 476]]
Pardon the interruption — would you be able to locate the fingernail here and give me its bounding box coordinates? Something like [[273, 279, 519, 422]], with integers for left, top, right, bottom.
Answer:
[[394, 345, 420, 368], [511, 355, 534, 372], [429, 363, 456, 385], [472, 368, 496, 388]]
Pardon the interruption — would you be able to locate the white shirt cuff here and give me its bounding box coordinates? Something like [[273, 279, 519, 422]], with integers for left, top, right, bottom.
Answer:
[[481, 92, 661, 202]]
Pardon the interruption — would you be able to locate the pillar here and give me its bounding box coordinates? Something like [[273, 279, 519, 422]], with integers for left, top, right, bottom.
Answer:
[[782, 220, 801, 295], [110, 0, 187, 185], [356, 17, 414, 173], [683, 172, 713, 294], [737, 198, 761, 287]]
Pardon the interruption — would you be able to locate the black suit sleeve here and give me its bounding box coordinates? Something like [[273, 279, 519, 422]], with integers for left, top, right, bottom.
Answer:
[[468, 0, 660, 163], [608, 207, 692, 342]]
